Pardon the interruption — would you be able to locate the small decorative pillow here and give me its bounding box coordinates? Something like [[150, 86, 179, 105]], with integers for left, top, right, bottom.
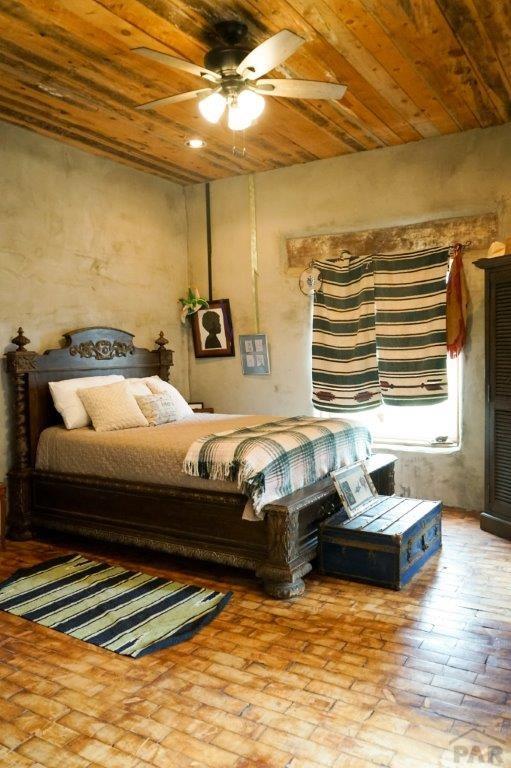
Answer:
[[77, 381, 148, 432], [135, 394, 177, 426], [49, 375, 125, 430], [144, 376, 194, 420]]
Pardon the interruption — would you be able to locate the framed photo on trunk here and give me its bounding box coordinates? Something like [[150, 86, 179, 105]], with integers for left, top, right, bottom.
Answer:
[[191, 299, 235, 358], [330, 462, 378, 519]]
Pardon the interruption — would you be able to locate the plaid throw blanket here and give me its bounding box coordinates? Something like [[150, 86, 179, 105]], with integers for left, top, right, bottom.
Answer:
[[183, 416, 371, 518]]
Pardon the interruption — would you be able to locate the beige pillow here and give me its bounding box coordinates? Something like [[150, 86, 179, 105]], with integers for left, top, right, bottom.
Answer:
[[78, 381, 148, 432], [135, 393, 177, 426]]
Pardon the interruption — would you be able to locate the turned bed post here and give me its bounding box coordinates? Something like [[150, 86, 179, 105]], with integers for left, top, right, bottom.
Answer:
[[6, 328, 37, 540], [155, 331, 174, 379]]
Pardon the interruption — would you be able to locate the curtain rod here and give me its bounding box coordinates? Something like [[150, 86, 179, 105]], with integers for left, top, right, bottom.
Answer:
[[323, 241, 473, 263]]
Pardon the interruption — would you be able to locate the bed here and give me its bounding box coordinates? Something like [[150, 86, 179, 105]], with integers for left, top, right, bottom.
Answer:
[[6, 326, 396, 598]]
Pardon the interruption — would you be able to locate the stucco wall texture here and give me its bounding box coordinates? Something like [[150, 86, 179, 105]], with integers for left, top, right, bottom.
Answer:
[[3, 120, 511, 511], [0, 122, 189, 481], [185, 123, 511, 511]]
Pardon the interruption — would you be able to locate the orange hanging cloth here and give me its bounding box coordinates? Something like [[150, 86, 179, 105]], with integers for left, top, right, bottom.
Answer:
[[446, 243, 469, 358]]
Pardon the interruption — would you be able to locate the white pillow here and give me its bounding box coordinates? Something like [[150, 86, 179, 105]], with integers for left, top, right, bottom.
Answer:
[[77, 381, 148, 432], [49, 375, 124, 430], [129, 376, 194, 420]]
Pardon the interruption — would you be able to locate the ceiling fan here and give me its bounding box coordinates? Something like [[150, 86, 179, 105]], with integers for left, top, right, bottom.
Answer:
[[133, 21, 347, 131]]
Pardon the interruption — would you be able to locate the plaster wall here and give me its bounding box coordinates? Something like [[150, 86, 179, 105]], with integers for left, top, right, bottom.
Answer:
[[186, 123, 511, 511], [0, 123, 189, 481]]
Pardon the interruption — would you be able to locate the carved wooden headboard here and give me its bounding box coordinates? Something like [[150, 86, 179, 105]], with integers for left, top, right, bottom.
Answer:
[[6, 327, 174, 470]]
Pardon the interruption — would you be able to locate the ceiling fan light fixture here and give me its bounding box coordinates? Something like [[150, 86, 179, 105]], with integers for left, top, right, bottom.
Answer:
[[238, 89, 265, 120], [227, 102, 253, 131], [198, 92, 226, 123]]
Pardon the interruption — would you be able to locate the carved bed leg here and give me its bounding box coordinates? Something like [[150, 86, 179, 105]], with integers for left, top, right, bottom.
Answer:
[[7, 469, 32, 540], [257, 506, 312, 599], [261, 573, 308, 599], [6, 328, 37, 540]]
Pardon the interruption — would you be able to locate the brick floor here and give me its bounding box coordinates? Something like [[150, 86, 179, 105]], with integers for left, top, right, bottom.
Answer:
[[0, 509, 510, 767]]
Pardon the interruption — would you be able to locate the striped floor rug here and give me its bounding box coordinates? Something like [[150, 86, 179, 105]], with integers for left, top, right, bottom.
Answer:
[[0, 554, 232, 658]]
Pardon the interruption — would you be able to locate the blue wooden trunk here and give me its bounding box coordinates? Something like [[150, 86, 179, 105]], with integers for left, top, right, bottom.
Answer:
[[319, 497, 442, 589]]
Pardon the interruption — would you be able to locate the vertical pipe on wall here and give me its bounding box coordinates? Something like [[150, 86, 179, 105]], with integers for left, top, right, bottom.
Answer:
[[205, 182, 213, 301], [248, 174, 260, 333]]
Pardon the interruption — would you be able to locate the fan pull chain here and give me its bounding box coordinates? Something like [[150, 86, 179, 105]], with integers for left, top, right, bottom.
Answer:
[[232, 130, 246, 157]]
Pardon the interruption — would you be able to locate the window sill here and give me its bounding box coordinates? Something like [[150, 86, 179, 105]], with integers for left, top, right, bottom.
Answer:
[[372, 441, 461, 455]]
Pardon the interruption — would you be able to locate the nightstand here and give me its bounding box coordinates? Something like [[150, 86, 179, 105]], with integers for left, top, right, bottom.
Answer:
[[192, 407, 214, 414], [0, 483, 6, 549]]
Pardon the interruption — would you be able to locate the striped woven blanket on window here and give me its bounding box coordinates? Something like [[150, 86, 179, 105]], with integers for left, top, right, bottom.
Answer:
[[312, 246, 449, 411], [183, 416, 371, 518], [374, 245, 450, 406], [312, 255, 382, 412]]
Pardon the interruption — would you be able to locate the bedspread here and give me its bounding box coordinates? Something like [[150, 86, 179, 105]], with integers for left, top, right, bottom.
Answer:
[[183, 416, 371, 518]]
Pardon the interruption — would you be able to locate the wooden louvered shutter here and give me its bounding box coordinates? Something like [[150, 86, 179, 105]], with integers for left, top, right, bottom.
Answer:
[[489, 270, 511, 522], [476, 255, 511, 539]]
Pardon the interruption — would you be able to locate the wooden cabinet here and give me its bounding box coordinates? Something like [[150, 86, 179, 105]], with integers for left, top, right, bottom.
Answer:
[[475, 254, 511, 539]]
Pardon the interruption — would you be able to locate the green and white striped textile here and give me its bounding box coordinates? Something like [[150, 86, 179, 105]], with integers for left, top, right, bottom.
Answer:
[[374, 245, 449, 405], [0, 554, 231, 657], [312, 246, 449, 411], [312, 255, 382, 412]]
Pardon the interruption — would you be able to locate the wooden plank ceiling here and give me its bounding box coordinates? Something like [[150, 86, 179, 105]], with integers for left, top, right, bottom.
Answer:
[[1, 0, 510, 185]]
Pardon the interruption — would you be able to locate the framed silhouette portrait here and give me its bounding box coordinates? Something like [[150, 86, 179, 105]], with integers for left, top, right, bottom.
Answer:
[[191, 299, 235, 358]]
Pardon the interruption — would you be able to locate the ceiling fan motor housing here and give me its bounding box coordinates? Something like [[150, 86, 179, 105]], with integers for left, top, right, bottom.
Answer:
[[205, 20, 251, 76], [204, 46, 250, 76]]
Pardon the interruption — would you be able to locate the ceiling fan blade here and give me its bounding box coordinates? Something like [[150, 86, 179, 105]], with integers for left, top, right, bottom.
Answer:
[[254, 78, 347, 100], [133, 47, 220, 83], [135, 88, 214, 110], [237, 30, 305, 80]]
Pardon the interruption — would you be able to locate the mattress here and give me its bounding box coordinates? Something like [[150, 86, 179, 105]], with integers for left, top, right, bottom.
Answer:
[[36, 414, 270, 498]]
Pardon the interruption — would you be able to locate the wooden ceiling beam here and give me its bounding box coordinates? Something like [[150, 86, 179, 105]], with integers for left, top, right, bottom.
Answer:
[[0, 99, 195, 182], [0, 81, 203, 183], [307, 0, 461, 134], [221, 0, 424, 143], [0, 0, 507, 183], [435, 0, 511, 122], [61, 0, 365, 160], [470, 0, 511, 79], [0, 45, 255, 182], [0, 3, 279, 178], [284, 0, 441, 138], [360, 0, 503, 129], [113, 0, 421, 146]]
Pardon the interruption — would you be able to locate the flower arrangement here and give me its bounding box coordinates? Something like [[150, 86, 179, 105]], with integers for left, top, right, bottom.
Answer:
[[179, 287, 209, 324]]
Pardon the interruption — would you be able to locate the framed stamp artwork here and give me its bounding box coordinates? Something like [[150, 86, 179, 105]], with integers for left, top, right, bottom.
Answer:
[[239, 334, 270, 375], [330, 462, 378, 519], [191, 299, 235, 358]]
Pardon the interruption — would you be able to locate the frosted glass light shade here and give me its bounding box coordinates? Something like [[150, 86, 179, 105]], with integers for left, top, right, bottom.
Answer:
[[238, 90, 265, 120], [198, 92, 226, 123], [227, 104, 252, 131]]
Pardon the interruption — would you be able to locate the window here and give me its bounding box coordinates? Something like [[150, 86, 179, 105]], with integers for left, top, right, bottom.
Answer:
[[316, 355, 461, 449]]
